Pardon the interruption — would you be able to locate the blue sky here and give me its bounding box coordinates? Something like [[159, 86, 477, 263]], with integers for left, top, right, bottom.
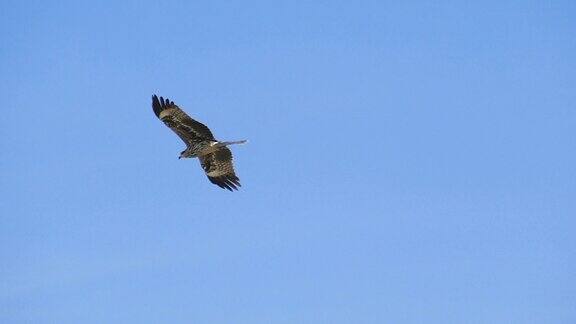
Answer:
[[1, 1, 575, 323]]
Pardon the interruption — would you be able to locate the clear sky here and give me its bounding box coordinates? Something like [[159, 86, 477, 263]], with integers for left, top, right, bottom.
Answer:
[[1, 1, 575, 323]]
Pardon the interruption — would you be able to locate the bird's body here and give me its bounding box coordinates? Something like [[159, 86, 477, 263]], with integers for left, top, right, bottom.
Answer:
[[152, 95, 245, 191]]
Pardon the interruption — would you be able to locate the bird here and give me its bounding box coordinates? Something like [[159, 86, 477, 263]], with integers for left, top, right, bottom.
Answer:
[[152, 95, 246, 191]]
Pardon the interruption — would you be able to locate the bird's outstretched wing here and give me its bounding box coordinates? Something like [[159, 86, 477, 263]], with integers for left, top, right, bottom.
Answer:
[[198, 147, 241, 191], [152, 95, 215, 145]]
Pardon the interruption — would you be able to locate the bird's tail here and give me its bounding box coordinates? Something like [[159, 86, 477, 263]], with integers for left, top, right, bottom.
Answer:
[[216, 140, 248, 147]]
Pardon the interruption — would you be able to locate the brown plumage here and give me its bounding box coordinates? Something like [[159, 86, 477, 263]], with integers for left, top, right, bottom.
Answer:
[[152, 95, 245, 191]]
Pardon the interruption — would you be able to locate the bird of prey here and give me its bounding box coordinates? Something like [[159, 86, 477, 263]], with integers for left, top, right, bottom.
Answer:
[[152, 95, 246, 191]]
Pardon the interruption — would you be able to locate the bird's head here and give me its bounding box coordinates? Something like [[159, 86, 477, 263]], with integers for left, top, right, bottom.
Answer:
[[179, 150, 186, 159]]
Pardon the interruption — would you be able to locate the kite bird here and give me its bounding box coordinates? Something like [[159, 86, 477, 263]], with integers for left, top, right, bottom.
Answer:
[[152, 95, 246, 191]]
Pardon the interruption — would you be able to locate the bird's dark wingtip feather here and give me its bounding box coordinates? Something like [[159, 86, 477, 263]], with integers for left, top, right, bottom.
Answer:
[[152, 94, 177, 118], [229, 176, 241, 187], [152, 94, 163, 117], [208, 176, 239, 191], [225, 175, 240, 190]]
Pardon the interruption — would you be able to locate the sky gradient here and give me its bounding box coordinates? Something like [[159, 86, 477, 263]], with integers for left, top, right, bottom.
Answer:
[[1, 1, 575, 323]]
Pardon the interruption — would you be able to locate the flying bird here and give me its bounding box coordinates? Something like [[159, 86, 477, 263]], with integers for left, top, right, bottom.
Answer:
[[152, 95, 246, 191]]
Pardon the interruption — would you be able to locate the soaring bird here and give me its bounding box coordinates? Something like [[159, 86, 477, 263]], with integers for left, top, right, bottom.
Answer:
[[152, 95, 246, 191]]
